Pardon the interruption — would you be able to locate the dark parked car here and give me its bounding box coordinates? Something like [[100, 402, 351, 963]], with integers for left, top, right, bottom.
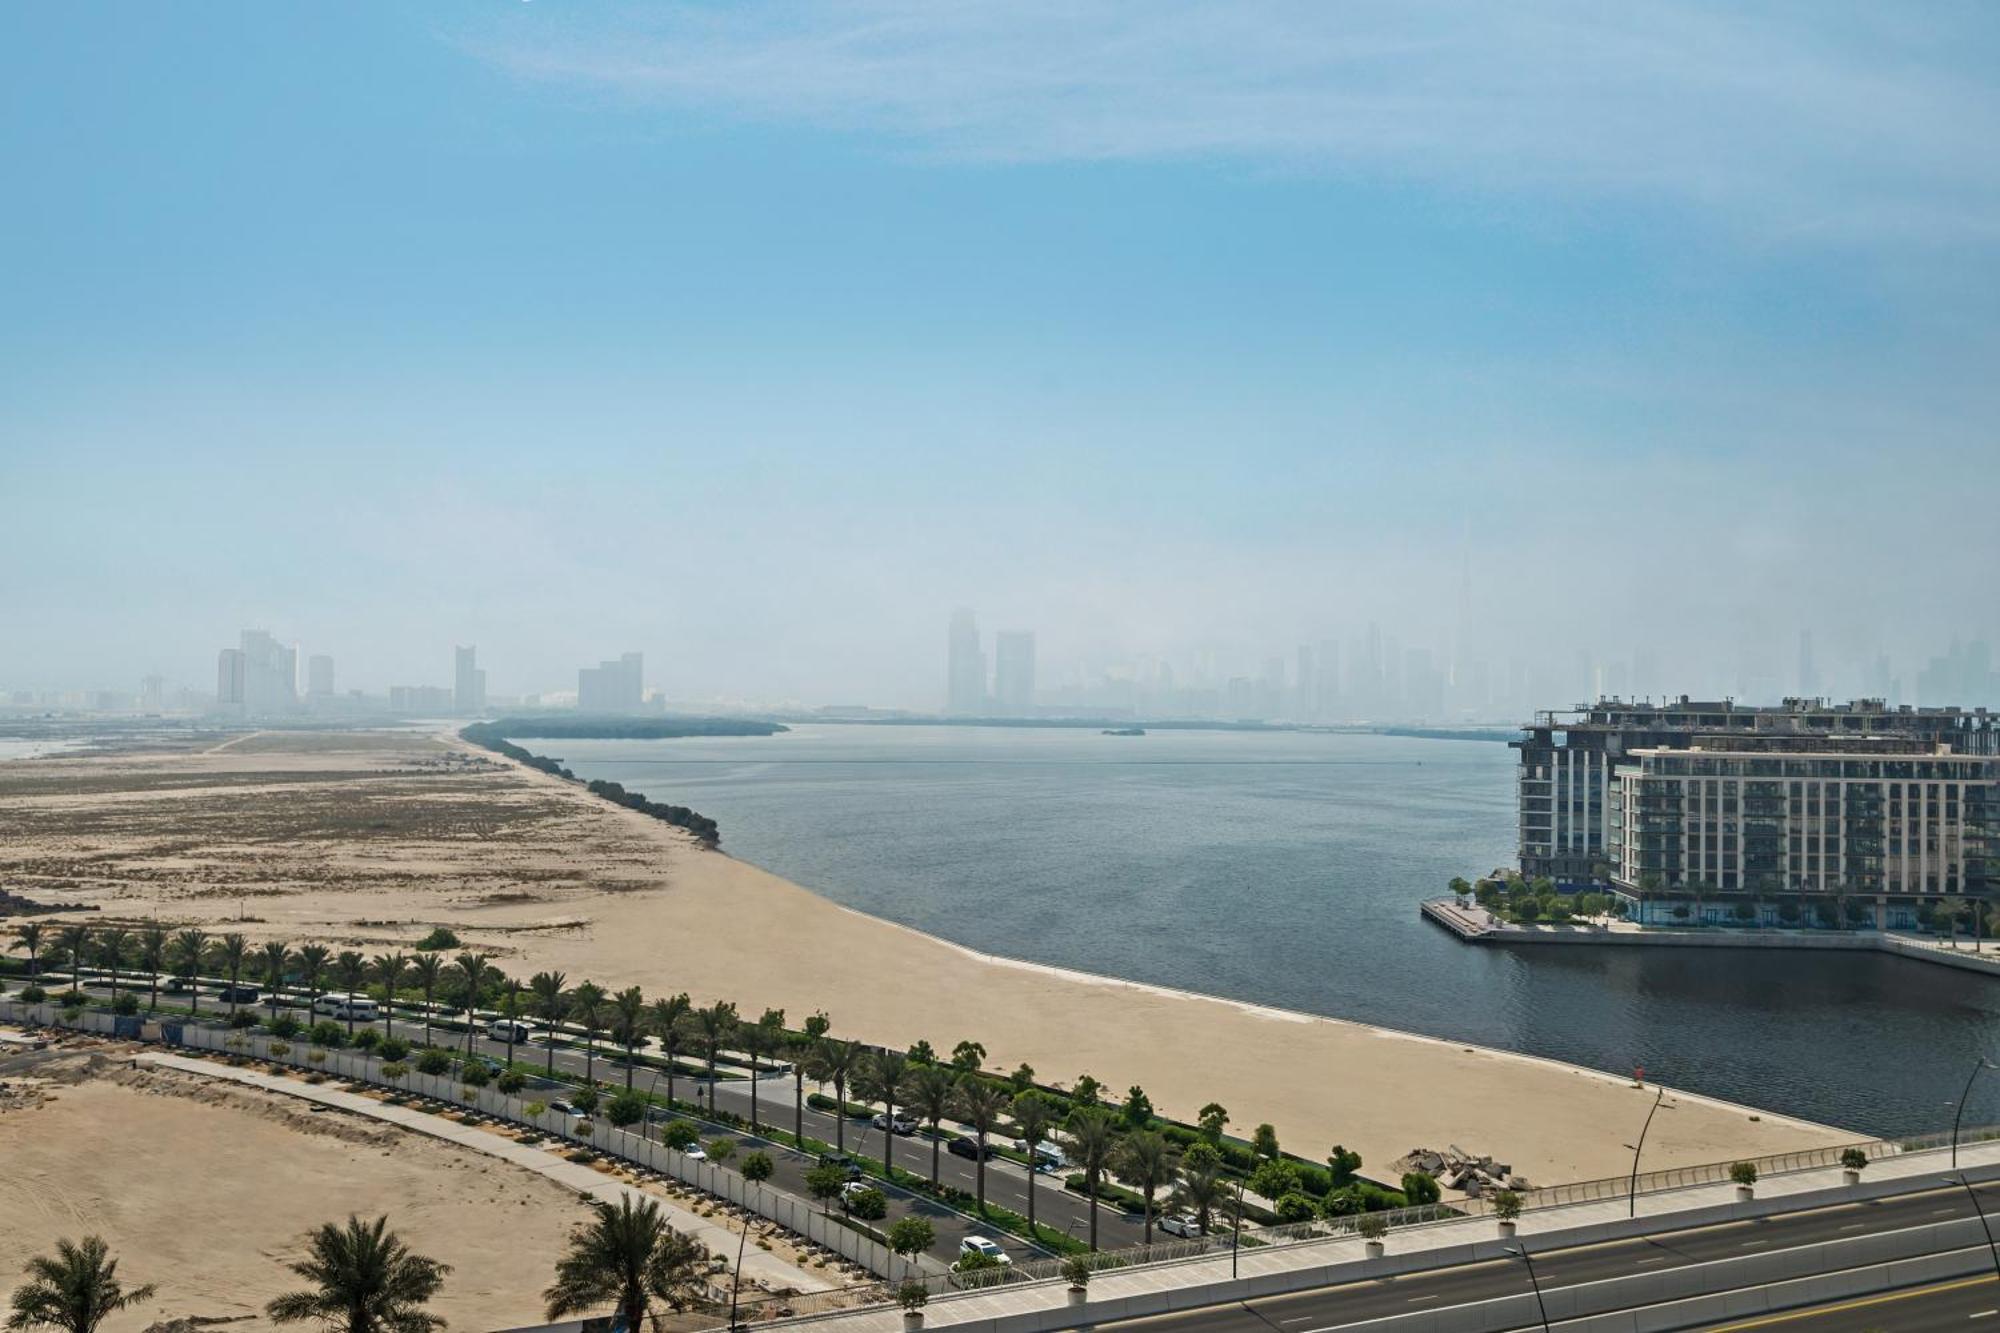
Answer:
[[818, 1152, 866, 1181], [217, 984, 260, 1004], [947, 1136, 995, 1161]]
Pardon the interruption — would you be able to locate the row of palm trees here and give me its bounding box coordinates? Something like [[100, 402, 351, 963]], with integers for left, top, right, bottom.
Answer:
[[7, 923, 1230, 1246], [7, 1199, 704, 1333]]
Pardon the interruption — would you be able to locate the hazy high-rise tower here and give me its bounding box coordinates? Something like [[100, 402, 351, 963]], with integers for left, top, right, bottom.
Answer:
[[993, 630, 1036, 715], [454, 645, 486, 715], [306, 654, 334, 697], [237, 630, 296, 714], [946, 608, 985, 715], [578, 652, 644, 712]]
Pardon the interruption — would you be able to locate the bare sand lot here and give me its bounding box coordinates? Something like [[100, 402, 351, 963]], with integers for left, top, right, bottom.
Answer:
[[0, 1046, 594, 1333], [0, 731, 1854, 1188]]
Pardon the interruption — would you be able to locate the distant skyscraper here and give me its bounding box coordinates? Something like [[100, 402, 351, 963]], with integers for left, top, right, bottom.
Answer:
[[216, 649, 245, 711], [139, 675, 165, 712], [993, 631, 1036, 715], [578, 652, 644, 712], [946, 609, 985, 715], [306, 654, 335, 697], [232, 630, 296, 714], [1294, 644, 1314, 718], [454, 645, 486, 715]]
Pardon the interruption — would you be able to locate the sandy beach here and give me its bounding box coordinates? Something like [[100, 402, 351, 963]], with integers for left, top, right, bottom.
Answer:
[[0, 729, 1854, 1189]]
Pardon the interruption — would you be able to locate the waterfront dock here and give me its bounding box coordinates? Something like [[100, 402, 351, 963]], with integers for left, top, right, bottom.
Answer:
[[1420, 898, 2000, 977]]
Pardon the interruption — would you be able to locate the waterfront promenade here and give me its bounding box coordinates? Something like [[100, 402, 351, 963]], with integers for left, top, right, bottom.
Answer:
[[1421, 899, 2000, 977]]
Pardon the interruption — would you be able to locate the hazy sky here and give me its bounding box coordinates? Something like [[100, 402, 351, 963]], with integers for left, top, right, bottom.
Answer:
[[4, 3, 1998, 706]]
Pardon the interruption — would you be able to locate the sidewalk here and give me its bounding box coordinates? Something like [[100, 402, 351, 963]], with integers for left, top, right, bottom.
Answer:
[[137, 1051, 836, 1294], [786, 1127, 2000, 1332]]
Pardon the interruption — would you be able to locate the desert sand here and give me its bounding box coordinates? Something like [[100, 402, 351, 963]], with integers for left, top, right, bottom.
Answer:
[[0, 1046, 593, 1332], [0, 729, 1854, 1189]]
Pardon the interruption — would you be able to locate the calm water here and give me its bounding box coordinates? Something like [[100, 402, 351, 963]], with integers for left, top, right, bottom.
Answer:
[[549, 724, 2000, 1137]]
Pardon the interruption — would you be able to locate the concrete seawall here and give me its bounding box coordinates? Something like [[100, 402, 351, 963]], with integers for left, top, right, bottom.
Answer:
[[1421, 900, 2000, 977]]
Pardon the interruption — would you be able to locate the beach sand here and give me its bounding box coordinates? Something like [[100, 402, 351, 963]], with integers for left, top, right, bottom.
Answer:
[[0, 730, 1854, 1189]]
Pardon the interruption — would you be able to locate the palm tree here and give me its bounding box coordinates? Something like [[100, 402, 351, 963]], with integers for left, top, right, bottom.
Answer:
[[807, 1037, 863, 1153], [610, 986, 647, 1090], [1012, 1091, 1059, 1236], [792, 1012, 830, 1147], [6, 1235, 156, 1333], [500, 978, 525, 1071], [95, 928, 129, 1001], [297, 944, 332, 1020], [647, 992, 691, 1106], [258, 940, 291, 1021], [950, 1077, 1012, 1216], [408, 954, 443, 1048], [1066, 1108, 1118, 1251], [855, 1050, 910, 1177], [138, 926, 168, 1012], [373, 953, 408, 1043], [335, 951, 368, 1038], [265, 1215, 450, 1333], [570, 982, 607, 1085], [57, 924, 90, 999], [531, 971, 568, 1078], [904, 1064, 958, 1187], [544, 1196, 706, 1333], [171, 928, 209, 1015], [1114, 1130, 1176, 1244], [11, 922, 46, 981], [689, 1001, 738, 1114], [453, 953, 491, 1057], [1172, 1148, 1229, 1236], [218, 934, 249, 1019], [742, 1008, 786, 1132]]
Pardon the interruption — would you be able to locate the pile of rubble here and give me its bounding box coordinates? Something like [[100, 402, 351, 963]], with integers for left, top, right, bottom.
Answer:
[[1396, 1144, 1529, 1195]]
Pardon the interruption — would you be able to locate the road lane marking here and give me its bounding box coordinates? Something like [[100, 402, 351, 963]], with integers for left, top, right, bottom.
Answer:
[[1839, 1222, 1865, 1230], [1404, 1294, 1438, 1304], [1696, 1274, 1995, 1329], [1738, 1239, 1768, 1248], [1634, 1256, 1668, 1265]]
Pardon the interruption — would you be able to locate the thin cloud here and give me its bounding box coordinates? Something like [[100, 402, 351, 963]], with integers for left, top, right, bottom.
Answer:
[[467, 1, 2000, 242]]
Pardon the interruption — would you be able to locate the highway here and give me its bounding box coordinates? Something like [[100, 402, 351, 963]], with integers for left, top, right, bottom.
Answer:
[[1101, 1182, 2000, 1333], [1696, 1274, 2000, 1329]]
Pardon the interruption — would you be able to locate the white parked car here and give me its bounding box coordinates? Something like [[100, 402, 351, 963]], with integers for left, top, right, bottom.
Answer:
[[1159, 1214, 1204, 1238], [958, 1236, 1010, 1266], [487, 1018, 533, 1043], [840, 1180, 876, 1201], [873, 1112, 918, 1135]]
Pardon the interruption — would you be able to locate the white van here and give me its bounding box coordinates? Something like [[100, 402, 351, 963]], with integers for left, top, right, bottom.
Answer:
[[312, 993, 379, 1022], [488, 1018, 533, 1043]]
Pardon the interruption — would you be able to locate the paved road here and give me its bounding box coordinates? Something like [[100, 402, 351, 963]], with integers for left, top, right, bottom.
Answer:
[[45, 978, 1147, 1262], [1101, 1182, 2000, 1333], [1695, 1274, 2000, 1330]]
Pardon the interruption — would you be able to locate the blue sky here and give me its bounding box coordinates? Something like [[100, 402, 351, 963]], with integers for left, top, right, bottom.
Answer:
[[3, 2, 1997, 706]]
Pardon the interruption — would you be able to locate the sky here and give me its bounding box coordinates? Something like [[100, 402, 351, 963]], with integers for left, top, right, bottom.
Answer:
[[3, 2, 1998, 709]]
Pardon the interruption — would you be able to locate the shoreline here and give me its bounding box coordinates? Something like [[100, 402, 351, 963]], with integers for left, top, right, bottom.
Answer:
[[0, 728, 1858, 1186]]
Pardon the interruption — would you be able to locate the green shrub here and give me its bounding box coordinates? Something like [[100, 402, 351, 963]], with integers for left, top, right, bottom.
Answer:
[[228, 1009, 257, 1029], [1839, 1148, 1868, 1173], [306, 1049, 328, 1065], [1062, 1255, 1093, 1288], [308, 1020, 346, 1048], [1490, 1189, 1522, 1222], [19, 985, 47, 1004], [460, 1062, 492, 1088], [1355, 1213, 1388, 1241], [706, 1138, 736, 1165], [1273, 1191, 1317, 1223], [888, 1216, 935, 1257], [415, 927, 461, 951], [1248, 1159, 1299, 1201], [379, 1062, 408, 1081], [741, 1151, 774, 1184], [571, 1087, 599, 1115], [417, 1050, 452, 1076], [1400, 1171, 1440, 1206], [1730, 1161, 1759, 1188], [847, 1188, 888, 1221], [112, 992, 140, 1016], [497, 1070, 527, 1095], [267, 1040, 291, 1058], [897, 1281, 928, 1311], [378, 1037, 409, 1062], [524, 1100, 548, 1118], [353, 1028, 381, 1050], [270, 1014, 300, 1039], [953, 1250, 1002, 1274], [662, 1120, 700, 1151]]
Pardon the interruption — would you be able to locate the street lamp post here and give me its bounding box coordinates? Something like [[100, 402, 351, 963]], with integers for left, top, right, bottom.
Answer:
[[1627, 1088, 1668, 1218], [1946, 1175, 2000, 1285], [1231, 1174, 1246, 1278], [1504, 1245, 1552, 1333], [1953, 1059, 1996, 1168]]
